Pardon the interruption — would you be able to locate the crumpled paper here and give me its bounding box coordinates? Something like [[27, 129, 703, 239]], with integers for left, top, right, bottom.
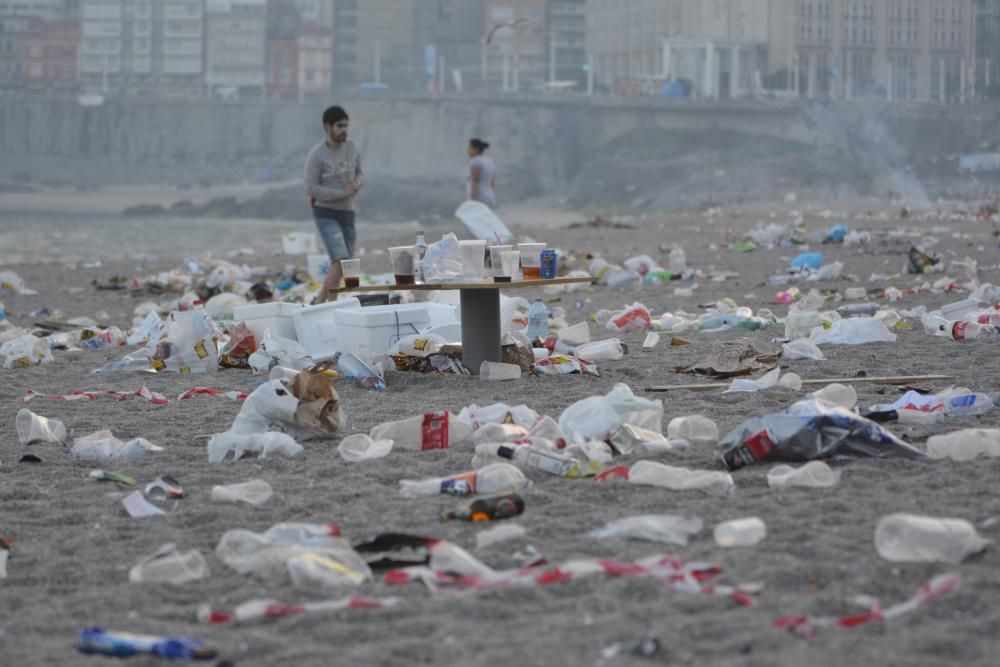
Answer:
[[675, 339, 782, 379]]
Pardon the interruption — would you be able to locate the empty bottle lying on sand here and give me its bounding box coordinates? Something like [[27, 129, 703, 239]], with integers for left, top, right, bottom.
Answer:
[[76, 629, 217, 661], [441, 494, 526, 522], [714, 517, 767, 547], [472, 442, 602, 478], [399, 462, 529, 497], [628, 460, 736, 496], [370, 412, 473, 451], [875, 513, 990, 564]]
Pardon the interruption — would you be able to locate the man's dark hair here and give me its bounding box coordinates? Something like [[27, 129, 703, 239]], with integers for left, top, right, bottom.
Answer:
[[470, 138, 490, 153], [323, 105, 349, 126]]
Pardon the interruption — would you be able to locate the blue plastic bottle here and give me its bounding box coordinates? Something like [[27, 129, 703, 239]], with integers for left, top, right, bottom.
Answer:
[[526, 299, 550, 341]]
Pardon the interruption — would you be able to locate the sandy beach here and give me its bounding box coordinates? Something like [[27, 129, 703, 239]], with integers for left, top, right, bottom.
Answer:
[[1, 198, 1000, 666]]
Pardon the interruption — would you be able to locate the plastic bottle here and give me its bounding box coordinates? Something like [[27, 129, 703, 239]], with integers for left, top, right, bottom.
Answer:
[[713, 517, 767, 547], [399, 462, 528, 496], [627, 460, 735, 496], [440, 494, 525, 521], [211, 479, 274, 506], [666, 415, 718, 445], [766, 461, 841, 489], [836, 303, 879, 317], [874, 513, 990, 563], [526, 298, 550, 341], [942, 393, 994, 417], [948, 320, 997, 342], [472, 442, 581, 477], [668, 246, 686, 273], [413, 231, 428, 283], [925, 428, 1000, 461], [91, 357, 153, 374], [128, 544, 209, 584], [370, 412, 473, 451]]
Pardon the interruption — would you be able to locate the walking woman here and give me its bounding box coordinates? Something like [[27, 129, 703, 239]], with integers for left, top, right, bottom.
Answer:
[[467, 138, 495, 208]]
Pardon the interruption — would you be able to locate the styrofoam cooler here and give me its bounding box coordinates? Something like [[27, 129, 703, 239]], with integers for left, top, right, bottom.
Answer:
[[290, 297, 363, 361], [232, 302, 306, 347], [332, 304, 436, 357]]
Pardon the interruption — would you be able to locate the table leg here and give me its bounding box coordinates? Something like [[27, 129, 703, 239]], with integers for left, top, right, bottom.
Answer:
[[460, 288, 501, 374]]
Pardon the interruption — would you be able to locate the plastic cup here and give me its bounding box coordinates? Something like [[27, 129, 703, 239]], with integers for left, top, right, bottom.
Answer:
[[667, 415, 719, 444], [489, 245, 513, 282], [341, 258, 361, 288], [459, 240, 487, 282], [480, 361, 521, 380], [389, 246, 415, 285], [517, 242, 546, 279], [714, 517, 767, 547], [500, 250, 521, 282]]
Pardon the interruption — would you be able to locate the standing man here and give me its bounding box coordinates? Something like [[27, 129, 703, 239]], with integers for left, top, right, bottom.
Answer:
[[305, 105, 363, 303]]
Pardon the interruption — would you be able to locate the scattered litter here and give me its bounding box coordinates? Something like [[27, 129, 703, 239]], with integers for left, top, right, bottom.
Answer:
[[211, 479, 273, 506], [15, 408, 66, 445], [714, 517, 767, 547], [122, 491, 166, 518], [129, 543, 209, 584], [767, 461, 841, 489], [676, 339, 781, 379], [588, 515, 702, 545], [475, 524, 528, 551], [71, 430, 162, 461], [875, 513, 990, 563]]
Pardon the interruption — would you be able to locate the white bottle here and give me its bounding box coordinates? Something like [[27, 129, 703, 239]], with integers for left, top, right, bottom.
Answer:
[[526, 298, 550, 341], [399, 462, 528, 497], [370, 412, 473, 451], [713, 517, 767, 547], [874, 513, 990, 563], [668, 245, 687, 274]]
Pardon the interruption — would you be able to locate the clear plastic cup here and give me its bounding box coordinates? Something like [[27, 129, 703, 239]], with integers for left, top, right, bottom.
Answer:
[[517, 243, 546, 279], [480, 361, 521, 380], [459, 240, 487, 282], [388, 246, 415, 285], [500, 250, 521, 282], [340, 258, 361, 288], [714, 517, 767, 547], [667, 415, 719, 445], [489, 245, 513, 282]]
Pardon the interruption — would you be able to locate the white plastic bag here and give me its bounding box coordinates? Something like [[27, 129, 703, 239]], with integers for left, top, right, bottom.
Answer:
[[587, 514, 702, 545], [249, 330, 313, 374], [337, 434, 393, 462], [422, 233, 465, 283], [782, 338, 826, 360], [558, 383, 663, 441], [605, 302, 651, 333], [810, 318, 896, 345], [1, 334, 53, 368], [70, 430, 162, 461], [455, 201, 514, 244]]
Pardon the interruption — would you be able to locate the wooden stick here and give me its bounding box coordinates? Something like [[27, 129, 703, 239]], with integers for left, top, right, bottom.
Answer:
[[644, 374, 957, 393]]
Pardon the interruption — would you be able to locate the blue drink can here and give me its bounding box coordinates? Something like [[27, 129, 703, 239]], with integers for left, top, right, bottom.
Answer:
[[540, 249, 558, 279]]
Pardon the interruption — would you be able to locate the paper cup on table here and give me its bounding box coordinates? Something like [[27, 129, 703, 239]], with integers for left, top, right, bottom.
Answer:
[[341, 258, 361, 288], [517, 243, 546, 279], [388, 246, 415, 285], [489, 245, 513, 282], [459, 240, 487, 281]]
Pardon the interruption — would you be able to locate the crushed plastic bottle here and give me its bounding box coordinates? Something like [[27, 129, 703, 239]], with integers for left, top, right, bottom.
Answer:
[[129, 543, 209, 584], [335, 352, 386, 390], [587, 514, 702, 545], [942, 393, 994, 417], [628, 460, 735, 496], [211, 479, 274, 506], [713, 517, 766, 547], [875, 513, 990, 564], [767, 461, 841, 489]]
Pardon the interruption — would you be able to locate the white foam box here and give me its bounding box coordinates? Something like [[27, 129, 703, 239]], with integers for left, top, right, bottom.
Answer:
[[332, 303, 435, 357], [232, 302, 306, 346], [291, 297, 363, 361]]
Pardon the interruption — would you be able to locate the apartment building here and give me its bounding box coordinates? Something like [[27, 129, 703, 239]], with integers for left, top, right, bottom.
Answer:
[[975, 0, 1000, 95], [769, 0, 975, 103], [0, 0, 62, 18], [435, 0, 483, 90], [484, 0, 547, 91], [548, 0, 586, 85], [79, 0, 204, 95], [297, 23, 331, 97], [585, 0, 767, 97], [206, 0, 266, 96], [23, 17, 77, 87]]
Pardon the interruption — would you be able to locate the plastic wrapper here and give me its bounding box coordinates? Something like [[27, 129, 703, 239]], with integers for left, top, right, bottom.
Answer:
[[810, 318, 896, 345], [532, 354, 598, 377], [199, 595, 401, 626], [559, 383, 663, 441], [719, 397, 926, 471], [457, 403, 541, 430], [219, 322, 256, 369], [608, 424, 686, 456], [337, 434, 393, 462], [605, 302, 651, 334], [587, 515, 702, 545], [422, 233, 464, 283], [782, 338, 826, 361], [1, 334, 53, 369], [628, 460, 736, 496], [455, 201, 514, 244], [0, 271, 36, 295], [249, 330, 313, 374], [129, 543, 209, 584], [150, 309, 219, 373]]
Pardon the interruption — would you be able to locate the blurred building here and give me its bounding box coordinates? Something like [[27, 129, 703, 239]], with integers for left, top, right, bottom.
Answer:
[[548, 0, 586, 86], [23, 18, 78, 87], [79, 0, 205, 96], [768, 0, 976, 103], [0, 15, 39, 88], [975, 0, 1000, 96], [206, 0, 266, 97], [435, 0, 483, 91], [585, 0, 768, 98], [484, 0, 547, 92], [0, 0, 63, 18]]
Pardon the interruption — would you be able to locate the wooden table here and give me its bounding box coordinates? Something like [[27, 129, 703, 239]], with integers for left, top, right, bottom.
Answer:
[[329, 277, 593, 374]]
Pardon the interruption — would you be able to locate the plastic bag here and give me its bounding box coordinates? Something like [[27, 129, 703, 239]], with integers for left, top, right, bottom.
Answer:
[[587, 515, 702, 545], [127, 311, 166, 346], [70, 429, 163, 461], [605, 302, 651, 334], [249, 330, 313, 374], [1, 334, 53, 368], [0, 271, 36, 295], [422, 233, 464, 283], [558, 383, 663, 441], [810, 318, 896, 345], [782, 338, 826, 360], [337, 434, 393, 462], [219, 323, 256, 369], [388, 334, 448, 358], [454, 201, 514, 244], [149, 309, 218, 373], [719, 397, 926, 470], [457, 403, 541, 429], [532, 354, 599, 377]]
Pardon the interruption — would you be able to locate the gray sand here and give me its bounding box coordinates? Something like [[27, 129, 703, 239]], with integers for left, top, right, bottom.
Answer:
[[1, 202, 999, 666]]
